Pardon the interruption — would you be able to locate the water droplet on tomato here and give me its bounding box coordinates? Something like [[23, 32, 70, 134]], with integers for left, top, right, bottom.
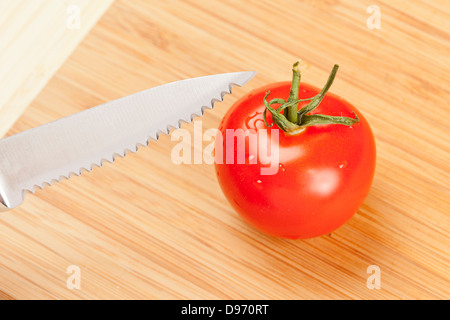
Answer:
[[253, 179, 263, 190], [339, 160, 348, 169], [279, 163, 286, 172]]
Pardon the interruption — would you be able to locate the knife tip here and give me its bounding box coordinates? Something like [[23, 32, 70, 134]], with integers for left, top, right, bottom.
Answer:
[[233, 71, 257, 87]]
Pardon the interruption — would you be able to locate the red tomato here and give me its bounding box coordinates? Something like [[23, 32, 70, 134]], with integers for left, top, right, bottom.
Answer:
[[215, 81, 376, 239]]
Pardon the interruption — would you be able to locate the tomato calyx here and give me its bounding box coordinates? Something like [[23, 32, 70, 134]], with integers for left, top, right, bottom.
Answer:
[[263, 61, 360, 136]]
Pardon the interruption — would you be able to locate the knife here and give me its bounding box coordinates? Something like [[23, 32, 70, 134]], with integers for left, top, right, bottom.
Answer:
[[0, 71, 256, 211]]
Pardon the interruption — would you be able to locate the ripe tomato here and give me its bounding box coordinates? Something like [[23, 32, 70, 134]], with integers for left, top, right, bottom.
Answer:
[[215, 64, 376, 239]]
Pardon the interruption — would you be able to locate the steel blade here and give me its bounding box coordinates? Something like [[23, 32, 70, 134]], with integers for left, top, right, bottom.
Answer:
[[0, 71, 256, 210]]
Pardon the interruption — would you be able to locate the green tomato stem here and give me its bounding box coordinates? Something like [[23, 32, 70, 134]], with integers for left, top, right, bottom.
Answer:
[[300, 112, 359, 127], [296, 64, 339, 124], [263, 91, 304, 133], [286, 61, 301, 123], [263, 61, 360, 135]]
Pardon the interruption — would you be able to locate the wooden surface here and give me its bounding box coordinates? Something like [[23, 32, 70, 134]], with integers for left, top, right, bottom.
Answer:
[[0, 0, 449, 300], [0, 0, 113, 137]]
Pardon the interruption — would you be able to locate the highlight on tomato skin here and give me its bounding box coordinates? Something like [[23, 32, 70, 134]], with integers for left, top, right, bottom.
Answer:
[[214, 62, 376, 239]]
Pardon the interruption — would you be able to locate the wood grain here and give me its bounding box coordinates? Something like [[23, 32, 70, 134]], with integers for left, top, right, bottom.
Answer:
[[0, 0, 113, 137], [0, 0, 449, 299]]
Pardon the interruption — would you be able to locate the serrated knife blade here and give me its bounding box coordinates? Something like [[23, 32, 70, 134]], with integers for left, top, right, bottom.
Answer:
[[0, 71, 256, 211]]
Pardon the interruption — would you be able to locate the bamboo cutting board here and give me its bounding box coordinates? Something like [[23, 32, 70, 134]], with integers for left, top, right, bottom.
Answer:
[[0, 0, 449, 300]]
